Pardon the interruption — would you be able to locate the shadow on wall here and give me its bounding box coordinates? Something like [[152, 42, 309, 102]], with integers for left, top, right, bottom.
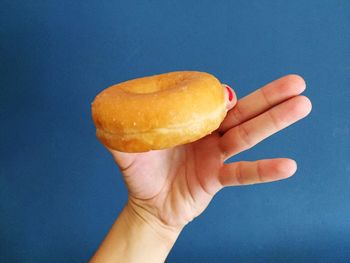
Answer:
[[0, 20, 53, 261], [0, 227, 18, 263], [169, 244, 347, 263], [1, 20, 51, 160]]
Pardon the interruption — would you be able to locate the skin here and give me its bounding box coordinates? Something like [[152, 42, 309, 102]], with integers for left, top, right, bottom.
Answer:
[[90, 75, 312, 263]]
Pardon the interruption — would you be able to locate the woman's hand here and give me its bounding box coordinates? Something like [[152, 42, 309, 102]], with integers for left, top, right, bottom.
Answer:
[[91, 75, 312, 263], [111, 74, 311, 227]]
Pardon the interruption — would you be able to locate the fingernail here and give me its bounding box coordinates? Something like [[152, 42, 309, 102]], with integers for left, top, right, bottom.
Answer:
[[225, 86, 233, 101]]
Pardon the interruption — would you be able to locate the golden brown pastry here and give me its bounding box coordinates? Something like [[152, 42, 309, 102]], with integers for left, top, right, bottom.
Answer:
[[91, 71, 227, 152]]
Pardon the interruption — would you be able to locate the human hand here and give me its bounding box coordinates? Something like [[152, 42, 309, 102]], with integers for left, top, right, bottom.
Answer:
[[91, 75, 312, 263], [108, 75, 312, 233]]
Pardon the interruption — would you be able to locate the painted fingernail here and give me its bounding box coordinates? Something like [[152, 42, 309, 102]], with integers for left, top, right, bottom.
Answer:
[[225, 86, 233, 101]]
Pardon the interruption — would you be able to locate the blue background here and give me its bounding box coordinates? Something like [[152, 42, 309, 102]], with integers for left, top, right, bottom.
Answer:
[[1, 1, 350, 262]]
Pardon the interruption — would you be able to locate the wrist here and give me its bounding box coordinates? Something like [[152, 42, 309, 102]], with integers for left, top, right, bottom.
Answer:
[[125, 199, 183, 249], [90, 201, 182, 263]]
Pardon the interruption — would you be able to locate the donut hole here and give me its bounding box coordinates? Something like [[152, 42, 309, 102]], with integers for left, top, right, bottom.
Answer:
[[118, 72, 198, 95]]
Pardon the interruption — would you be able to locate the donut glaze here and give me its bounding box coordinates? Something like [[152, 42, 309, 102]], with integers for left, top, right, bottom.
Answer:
[[91, 71, 227, 152]]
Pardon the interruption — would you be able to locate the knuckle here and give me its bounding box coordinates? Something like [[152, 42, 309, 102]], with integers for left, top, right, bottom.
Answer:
[[238, 125, 253, 148]]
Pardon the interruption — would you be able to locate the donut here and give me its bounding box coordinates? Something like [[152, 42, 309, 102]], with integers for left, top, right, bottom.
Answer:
[[91, 71, 227, 152]]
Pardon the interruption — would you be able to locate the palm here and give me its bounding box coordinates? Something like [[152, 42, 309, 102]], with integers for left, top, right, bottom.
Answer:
[[108, 75, 312, 228], [110, 132, 223, 226]]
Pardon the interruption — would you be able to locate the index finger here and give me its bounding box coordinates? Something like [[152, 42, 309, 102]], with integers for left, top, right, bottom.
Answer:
[[218, 75, 306, 134]]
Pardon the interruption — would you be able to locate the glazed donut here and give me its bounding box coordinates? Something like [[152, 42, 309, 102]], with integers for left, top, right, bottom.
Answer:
[[91, 71, 227, 152]]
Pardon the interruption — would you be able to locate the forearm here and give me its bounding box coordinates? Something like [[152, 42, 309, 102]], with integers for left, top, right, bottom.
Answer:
[[90, 201, 182, 263]]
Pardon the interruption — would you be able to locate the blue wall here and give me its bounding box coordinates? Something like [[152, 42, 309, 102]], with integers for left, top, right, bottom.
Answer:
[[1, 1, 349, 262]]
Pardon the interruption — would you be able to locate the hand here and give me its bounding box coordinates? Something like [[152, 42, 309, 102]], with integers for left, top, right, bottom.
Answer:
[[108, 75, 312, 231], [91, 75, 312, 263]]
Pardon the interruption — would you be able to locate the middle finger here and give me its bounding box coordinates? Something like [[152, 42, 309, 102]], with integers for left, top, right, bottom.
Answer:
[[219, 95, 312, 160]]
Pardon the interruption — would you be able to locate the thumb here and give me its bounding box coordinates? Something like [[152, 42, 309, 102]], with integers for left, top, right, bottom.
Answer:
[[222, 84, 237, 110]]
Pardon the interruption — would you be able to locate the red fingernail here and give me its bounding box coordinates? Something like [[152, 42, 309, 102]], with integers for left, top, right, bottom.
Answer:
[[225, 86, 233, 101]]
